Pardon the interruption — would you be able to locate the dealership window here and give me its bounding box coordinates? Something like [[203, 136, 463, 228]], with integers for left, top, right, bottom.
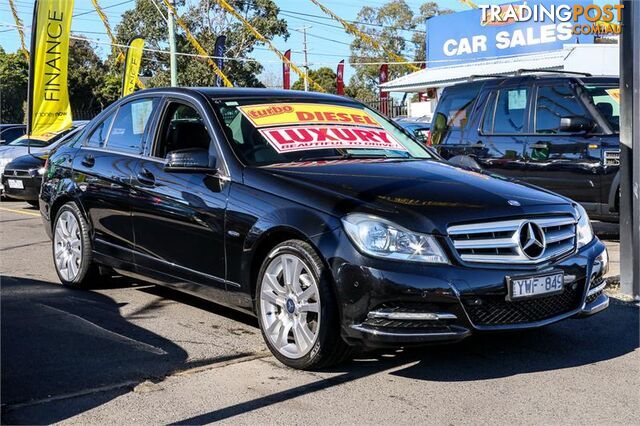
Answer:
[[535, 84, 589, 134], [106, 98, 157, 154], [483, 88, 529, 134], [85, 112, 115, 148]]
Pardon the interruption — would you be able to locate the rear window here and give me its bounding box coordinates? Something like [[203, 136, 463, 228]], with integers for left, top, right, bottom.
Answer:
[[431, 83, 481, 145]]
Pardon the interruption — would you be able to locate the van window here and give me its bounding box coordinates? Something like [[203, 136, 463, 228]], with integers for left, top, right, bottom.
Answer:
[[431, 83, 481, 145], [535, 84, 589, 134]]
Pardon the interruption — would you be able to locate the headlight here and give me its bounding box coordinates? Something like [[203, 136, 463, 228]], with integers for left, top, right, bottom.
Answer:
[[341, 213, 449, 264], [575, 204, 594, 248]]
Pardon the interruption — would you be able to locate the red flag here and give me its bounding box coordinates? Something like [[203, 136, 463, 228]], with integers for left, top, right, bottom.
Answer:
[[379, 64, 389, 115], [418, 61, 428, 101], [336, 60, 345, 95], [283, 49, 291, 90]]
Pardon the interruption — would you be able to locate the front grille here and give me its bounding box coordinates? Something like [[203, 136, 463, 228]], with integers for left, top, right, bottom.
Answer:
[[604, 150, 620, 166], [448, 216, 576, 264], [462, 286, 583, 326], [4, 169, 30, 177]]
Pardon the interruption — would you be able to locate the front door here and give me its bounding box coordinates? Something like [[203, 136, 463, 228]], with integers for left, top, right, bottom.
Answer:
[[130, 99, 229, 296], [525, 82, 601, 209]]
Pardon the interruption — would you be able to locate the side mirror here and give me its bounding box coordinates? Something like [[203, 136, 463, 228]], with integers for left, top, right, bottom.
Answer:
[[165, 148, 217, 173], [559, 116, 594, 133]]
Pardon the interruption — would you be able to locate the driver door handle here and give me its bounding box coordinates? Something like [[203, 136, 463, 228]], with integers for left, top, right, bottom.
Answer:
[[136, 168, 156, 186], [81, 154, 95, 167]]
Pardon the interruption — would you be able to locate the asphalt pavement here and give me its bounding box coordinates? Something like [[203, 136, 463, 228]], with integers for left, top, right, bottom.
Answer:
[[1, 200, 638, 425]]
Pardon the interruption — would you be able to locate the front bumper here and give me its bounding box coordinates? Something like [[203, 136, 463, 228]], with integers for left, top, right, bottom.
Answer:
[[0, 174, 42, 202], [314, 230, 609, 348]]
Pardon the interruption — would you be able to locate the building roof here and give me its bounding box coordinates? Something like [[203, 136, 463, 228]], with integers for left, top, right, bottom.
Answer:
[[380, 50, 567, 92], [381, 44, 620, 92]]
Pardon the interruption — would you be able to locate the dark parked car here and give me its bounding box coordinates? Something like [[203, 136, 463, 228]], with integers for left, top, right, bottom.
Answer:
[[1, 126, 85, 205], [430, 74, 620, 222], [0, 124, 26, 145], [40, 88, 609, 370], [396, 119, 431, 145]]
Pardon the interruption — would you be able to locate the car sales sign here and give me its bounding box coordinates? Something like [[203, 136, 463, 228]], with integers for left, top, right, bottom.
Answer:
[[425, 0, 593, 67]]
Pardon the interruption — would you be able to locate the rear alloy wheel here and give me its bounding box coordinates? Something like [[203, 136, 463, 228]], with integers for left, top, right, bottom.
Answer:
[[52, 202, 100, 288], [257, 240, 351, 370]]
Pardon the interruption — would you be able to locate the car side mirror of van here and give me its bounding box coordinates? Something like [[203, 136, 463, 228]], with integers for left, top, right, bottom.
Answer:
[[165, 148, 217, 173], [559, 116, 595, 133]]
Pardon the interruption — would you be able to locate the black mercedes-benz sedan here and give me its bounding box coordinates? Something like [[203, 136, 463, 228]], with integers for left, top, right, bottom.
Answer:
[[39, 88, 609, 370]]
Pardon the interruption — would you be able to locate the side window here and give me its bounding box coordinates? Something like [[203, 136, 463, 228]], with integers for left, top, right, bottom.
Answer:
[[535, 84, 588, 134], [85, 113, 115, 148], [491, 88, 528, 134], [155, 102, 211, 159], [107, 98, 157, 154], [430, 84, 481, 145]]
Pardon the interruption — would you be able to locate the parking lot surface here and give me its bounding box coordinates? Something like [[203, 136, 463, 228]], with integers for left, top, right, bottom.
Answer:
[[1, 200, 638, 424]]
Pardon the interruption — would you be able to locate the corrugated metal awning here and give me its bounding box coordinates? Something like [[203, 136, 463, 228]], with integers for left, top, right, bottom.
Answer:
[[380, 50, 569, 92]]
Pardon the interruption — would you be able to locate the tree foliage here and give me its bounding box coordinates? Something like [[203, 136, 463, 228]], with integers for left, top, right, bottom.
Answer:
[[114, 0, 289, 88], [348, 0, 453, 99], [292, 67, 337, 94], [0, 47, 29, 123]]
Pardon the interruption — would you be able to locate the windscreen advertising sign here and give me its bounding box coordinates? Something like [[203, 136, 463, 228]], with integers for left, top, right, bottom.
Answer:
[[425, 0, 595, 67]]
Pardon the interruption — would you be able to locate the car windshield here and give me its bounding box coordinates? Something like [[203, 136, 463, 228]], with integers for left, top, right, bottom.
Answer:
[[582, 85, 620, 133], [9, 127, 77, 147], [211, 98, 432, 166]]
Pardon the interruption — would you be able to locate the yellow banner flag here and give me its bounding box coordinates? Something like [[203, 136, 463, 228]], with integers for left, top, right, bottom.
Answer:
[[122, 37, 145, 97], [28, 0, 74, 137]]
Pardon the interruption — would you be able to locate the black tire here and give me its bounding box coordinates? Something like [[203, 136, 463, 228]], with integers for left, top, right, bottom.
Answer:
[[52, 202, 101, 289], [256, 239, 352, 370]]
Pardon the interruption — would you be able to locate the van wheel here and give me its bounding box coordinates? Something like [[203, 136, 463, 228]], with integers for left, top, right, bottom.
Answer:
[[256, 240, 352, 370], [52, 202, 100, 289]]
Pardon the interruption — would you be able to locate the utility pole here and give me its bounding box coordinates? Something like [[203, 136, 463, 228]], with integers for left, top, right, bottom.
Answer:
[[300, 26, 311, 92], [167, 0, 178, 86]]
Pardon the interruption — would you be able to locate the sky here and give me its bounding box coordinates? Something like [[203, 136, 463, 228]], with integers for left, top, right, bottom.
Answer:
[[0, 0, 464, 85]]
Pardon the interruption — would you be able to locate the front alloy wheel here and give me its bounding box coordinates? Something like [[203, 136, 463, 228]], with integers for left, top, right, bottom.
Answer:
[[256, 240, 351, 370]]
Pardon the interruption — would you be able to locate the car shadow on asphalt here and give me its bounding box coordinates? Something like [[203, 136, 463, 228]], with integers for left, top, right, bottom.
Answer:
[[170, 300, 638, 425], [0, 275, 249, 425]]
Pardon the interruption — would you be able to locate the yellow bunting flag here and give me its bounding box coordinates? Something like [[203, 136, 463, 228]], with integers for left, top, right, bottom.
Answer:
[[122, 37, 145, 97], [28, 0, 74, 137]]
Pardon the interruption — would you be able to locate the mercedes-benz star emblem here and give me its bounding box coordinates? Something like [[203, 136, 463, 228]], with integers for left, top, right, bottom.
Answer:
[[518, 221, 546, 259]]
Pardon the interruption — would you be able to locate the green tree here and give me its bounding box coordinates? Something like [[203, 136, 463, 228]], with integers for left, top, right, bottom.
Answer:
[[0, 47, 29, 123], [292, 67, 337, 94], [347, 0, 453, 100], [114, 0, 289, 88]]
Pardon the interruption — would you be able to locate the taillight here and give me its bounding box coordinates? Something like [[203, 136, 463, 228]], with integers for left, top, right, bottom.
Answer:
[[426, 130, 432, 146], [44, 158, 49, 170]]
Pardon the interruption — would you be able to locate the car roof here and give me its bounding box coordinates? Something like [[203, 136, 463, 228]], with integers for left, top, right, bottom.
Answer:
[[134, 87, 354, 103], [445, 74, 618, 90]]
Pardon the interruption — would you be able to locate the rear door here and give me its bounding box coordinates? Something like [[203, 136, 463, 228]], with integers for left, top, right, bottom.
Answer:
[[72, 97, 158, 263], [473, 84, 531, 179], [130, 97, 229, 297], [525, 81, 601, 208]]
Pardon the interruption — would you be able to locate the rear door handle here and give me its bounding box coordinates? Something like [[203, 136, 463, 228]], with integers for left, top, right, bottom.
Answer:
[[136, 168, 156, 186], [81, 154, 95, 167], [530, 143, 548, 149]]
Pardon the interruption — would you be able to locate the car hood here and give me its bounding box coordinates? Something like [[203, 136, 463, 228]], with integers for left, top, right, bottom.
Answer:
[[250, 159, 575, 234]]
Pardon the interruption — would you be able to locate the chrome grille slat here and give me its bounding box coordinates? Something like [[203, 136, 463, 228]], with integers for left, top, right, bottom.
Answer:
[[448, 216, 577, 265]]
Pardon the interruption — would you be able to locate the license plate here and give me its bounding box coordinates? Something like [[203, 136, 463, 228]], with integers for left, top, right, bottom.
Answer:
[[7, 179, 24, 189], [508, 272, 564, 300]]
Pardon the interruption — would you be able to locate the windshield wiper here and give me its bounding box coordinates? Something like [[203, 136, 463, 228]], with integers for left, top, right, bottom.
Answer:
[[294, 152, 409, 162]]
